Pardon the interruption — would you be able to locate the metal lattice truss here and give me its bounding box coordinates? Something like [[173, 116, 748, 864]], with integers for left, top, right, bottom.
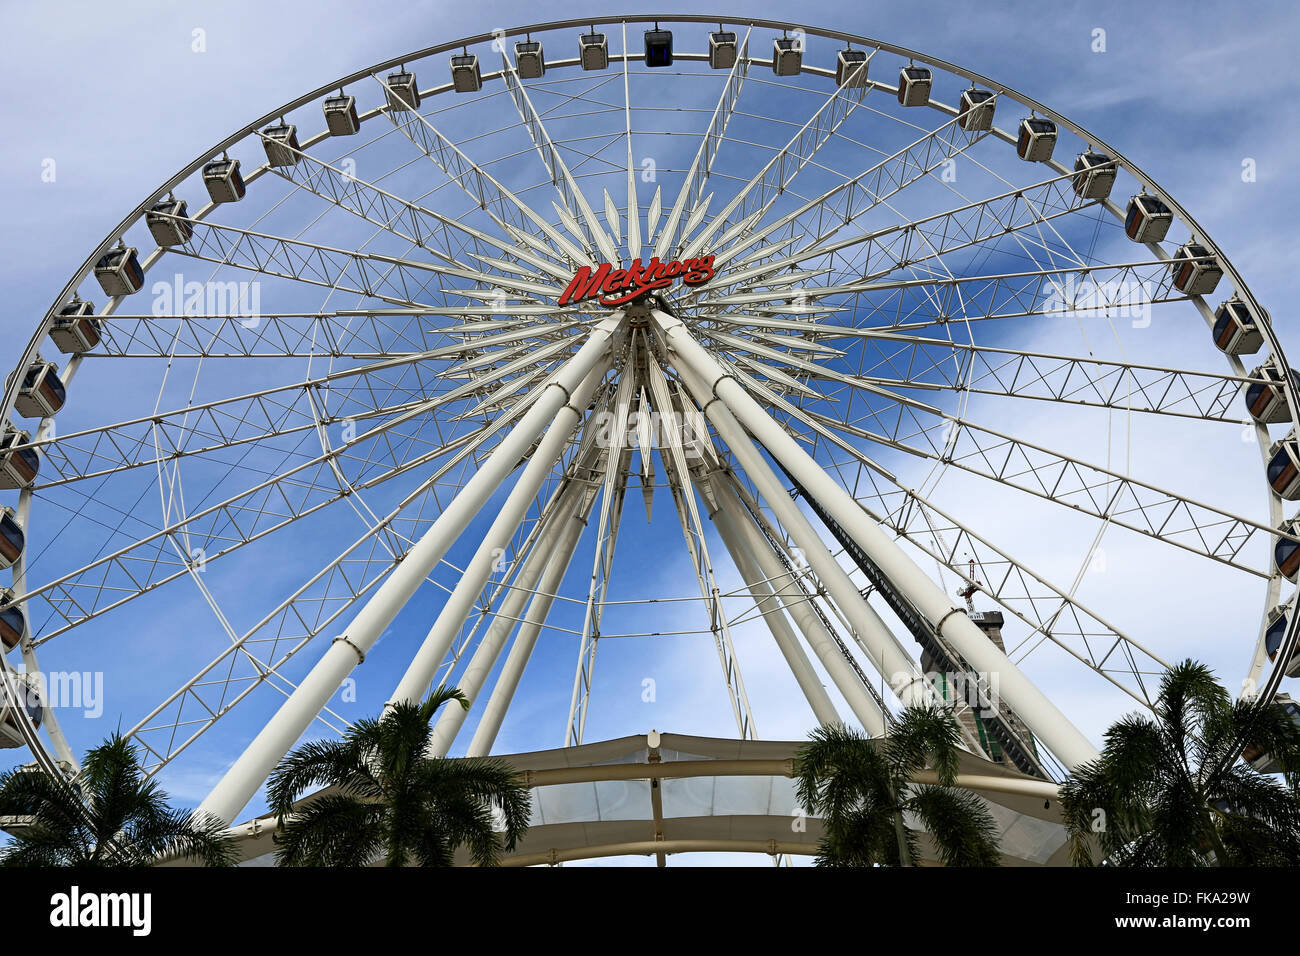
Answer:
[[4, 17, 1295, 838]]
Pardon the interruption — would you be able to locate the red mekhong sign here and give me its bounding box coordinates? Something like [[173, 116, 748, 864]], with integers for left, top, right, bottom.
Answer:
[[558, 256, 715, 307]]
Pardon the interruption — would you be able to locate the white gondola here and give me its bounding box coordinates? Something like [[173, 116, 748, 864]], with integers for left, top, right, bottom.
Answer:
[[0, 673, 43, 748], [93, 244, 143, 297], [1213, 299, 1265, 356], [323, 93, 359, 135], [514, 40, 545, 79], [1245, 362, 1299, 424], [145, 197, 192, 246], [644, 27, 673, 68], [1264, 608, 1300, 678], [203, 157, 245, 204], [836, 48, 869, 88], [897, 65, 931, 106], [1016, 117, 1057, 162], [579, 31, 608, 71], [1072, 151, 1116, 200], [0, 507, 23, 571], [1267, 430, 1300, 500], [1242, 694, 1300, 773], [1275, 516, 1300, 582], [262, 122, 301, 167], [451, 53, 482, 92], [708, 30, 737, 70], [0, 588, 23, 652], [49, 298, 102, 354], [1123, 193, 1172, 243], [0, 427, 37, 492], [957, 88, 996, 131], [10, 358, 66, 419], [385, 70, 420, 111], [1170, 242, 1223, 296], [772, 36, 802, 76]]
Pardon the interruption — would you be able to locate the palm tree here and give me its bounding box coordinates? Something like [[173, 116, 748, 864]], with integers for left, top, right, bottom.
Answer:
[[0, 733, 235, 867], [1060, 659, 1300, 866], [794, 705, 1002, 866], [266, 687, 531, 866]]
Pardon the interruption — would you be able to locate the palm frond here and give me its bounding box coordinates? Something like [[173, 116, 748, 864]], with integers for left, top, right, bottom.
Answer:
[[273, 795, 386, 867], [906, 785, 1003, 866], [265, 737, 382, 822]]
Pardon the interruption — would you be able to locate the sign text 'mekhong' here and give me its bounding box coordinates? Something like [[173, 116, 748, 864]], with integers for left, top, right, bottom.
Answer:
[[558, 256, 715, 308]]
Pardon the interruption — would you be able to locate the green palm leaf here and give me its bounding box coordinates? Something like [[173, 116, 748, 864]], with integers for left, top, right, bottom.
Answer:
[[266, 687, 529, 867]]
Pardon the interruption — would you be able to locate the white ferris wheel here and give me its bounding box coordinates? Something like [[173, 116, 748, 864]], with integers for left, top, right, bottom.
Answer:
[[2, 15, 1297, 864]]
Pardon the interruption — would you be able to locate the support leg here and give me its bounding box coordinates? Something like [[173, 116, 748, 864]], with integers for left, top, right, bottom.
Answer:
[[197, 314, 625, 826], [426, 458, 591, 756], [705, 474, 841, 727], [713, 471, 891, 732], [465, 475, 598, 756], [390, 364, 611, 707], [675, 357, 928, 723], [654, 308, 1098, 769]]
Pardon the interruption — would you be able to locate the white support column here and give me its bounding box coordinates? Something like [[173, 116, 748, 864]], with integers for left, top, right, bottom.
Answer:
[[390, 364, 610, 708], [197, 314, 625, 826], [674, 358, 926, 728], [705, 476, 841, 727], [712, 471, 890, 733], [425, 465, 589, 756], [466, 477, 598, 757], [654, 309, 1099, 769]]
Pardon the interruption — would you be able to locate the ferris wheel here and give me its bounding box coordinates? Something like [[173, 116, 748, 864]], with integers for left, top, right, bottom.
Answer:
[[3, 15, 1297, 856]]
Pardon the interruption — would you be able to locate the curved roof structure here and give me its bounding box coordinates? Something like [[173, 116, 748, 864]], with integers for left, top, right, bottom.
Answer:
[[217, 732, 1071, 867]]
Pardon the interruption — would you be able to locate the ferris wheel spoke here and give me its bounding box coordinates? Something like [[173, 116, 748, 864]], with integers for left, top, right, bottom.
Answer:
[[616, 26, 644, 261], [167, 216, 558, 311], [883, 486, 1169, 707], [700, 108, 995, 287], [750, 372, 1273, 576], [123, 419, 571, 774], [258, 141, 575, 285], [645, 353, 757, 739], [86, 309, 438, 360], [677, 67, 871, 263], [22, 379, 547, 642], [650, 27, 753, 260], [375, 72, 594, 269], [697, 258, 1188, 333], [707, 323, 1252, 424], [768, 417, 1174, 708], [838, 333, 1250, 423], [497, 47, 619, 263], [20, 330, 561, 488], [707, 164, 1099, 300], [566, 434, 632, 746]]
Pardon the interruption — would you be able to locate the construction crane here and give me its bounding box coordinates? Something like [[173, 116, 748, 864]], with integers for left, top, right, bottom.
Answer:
[[957, 557, 982, 613]]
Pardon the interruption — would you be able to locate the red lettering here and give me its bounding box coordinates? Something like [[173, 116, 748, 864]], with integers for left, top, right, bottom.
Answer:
[[558, 263, 611, 306], [558, 256, 714, 307]]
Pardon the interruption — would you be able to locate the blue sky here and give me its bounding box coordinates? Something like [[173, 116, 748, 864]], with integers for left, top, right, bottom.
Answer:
[[2, 0, 1299, 865]]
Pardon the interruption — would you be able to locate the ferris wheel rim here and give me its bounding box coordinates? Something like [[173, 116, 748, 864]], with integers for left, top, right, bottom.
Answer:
[[3, 14, 1293, 810]]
